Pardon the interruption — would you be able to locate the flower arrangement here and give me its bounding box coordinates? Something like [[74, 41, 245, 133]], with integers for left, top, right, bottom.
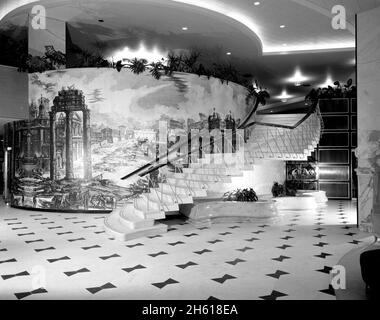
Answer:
[[223, 188, 258, 202]]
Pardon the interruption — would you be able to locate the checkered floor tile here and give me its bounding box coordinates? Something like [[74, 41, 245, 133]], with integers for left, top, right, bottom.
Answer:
[[0, 200, 371, 300]]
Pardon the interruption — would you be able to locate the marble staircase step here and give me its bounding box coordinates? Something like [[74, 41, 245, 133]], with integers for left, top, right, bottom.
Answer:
[[182, 167, 243, 176], [189, 162, 253, 170], [134, 197, 166, 219], [166, 177, 209, 191], [104, 213, 167, 242], [140, 193, 179, 212], [158, 183, 207, 198], [144, 189, 178, 204], [253, 154, 308, 161], [152, 187, 194, 204], [119, 205, 155, 229], [173, 173, 232, 183]]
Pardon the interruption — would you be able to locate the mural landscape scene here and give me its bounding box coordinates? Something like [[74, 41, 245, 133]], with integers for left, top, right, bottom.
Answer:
[[6, 68, 249, 211]]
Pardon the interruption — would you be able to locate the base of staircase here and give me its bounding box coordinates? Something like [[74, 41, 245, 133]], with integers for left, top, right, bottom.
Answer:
[[181, 199, 278, 227], [296, 190, 328, 204], [274, 196, 319, 211], [104, 213, 168, 241], [186, 215, 280, 228]]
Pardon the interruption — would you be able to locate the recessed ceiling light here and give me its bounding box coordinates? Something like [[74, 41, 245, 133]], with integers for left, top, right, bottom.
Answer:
[[254, 1, 260, 5], [280, 25, 286, 28], [182, 27, 188, 30], [226, 52, 232, 55], [287, 67, 309, 85], [319, 75, 335, 88], [276, 89, 293, 102]]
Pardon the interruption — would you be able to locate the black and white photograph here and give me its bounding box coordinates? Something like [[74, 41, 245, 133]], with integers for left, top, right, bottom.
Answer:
[[0, 0, 380, 310]]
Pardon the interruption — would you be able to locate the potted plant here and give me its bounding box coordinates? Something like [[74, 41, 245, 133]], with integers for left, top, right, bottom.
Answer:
[[271, 182, 286, 198], [223, 188, 258, 202]]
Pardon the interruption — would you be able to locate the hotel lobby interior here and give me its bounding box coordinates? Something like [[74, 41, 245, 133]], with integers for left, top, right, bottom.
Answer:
[[1, 0, 380, 302]]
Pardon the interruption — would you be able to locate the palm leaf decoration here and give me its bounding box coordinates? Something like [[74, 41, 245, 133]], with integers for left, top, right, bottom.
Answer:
[[246, 81, 270, 108], [126, 58, 148, 74], [182, 51, 201, 73], [149, 62, 164, 80]]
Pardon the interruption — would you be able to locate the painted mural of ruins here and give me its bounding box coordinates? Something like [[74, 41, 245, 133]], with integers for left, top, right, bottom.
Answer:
[[5, 68, 248, 212]]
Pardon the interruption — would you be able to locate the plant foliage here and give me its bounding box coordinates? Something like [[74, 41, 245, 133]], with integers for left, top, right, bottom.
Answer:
[[306, 78, 356, 103], [271, 182, 286, 198], [223, 188, 258, 202]]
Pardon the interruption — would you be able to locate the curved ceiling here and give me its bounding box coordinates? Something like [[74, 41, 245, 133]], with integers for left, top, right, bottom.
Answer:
[[0, 0, 374, 107], [2, 0, 380, 54]]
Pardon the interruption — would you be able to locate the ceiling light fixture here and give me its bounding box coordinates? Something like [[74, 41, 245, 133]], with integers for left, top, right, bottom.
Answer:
[[110, 42, 168, 64], [182, 26, 188, 30], [254, 1, 260, 5], [276, 89, 293, 103], [280, 25, 286, 28], [226, 52, 232, 55], [287, 67, 309, 86], [319, 75, 335, 88]]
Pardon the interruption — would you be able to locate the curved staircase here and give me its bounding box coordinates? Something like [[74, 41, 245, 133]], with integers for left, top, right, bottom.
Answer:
[[104, 105, 323, 241], [247, 110, 322, 160]]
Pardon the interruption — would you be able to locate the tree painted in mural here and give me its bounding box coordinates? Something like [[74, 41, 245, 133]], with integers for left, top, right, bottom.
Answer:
[[6, 67, 252, 212]]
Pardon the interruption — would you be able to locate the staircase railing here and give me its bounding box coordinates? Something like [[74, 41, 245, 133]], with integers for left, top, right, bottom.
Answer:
[[121, 100, 322, 180], [245, 105, 322, 159]]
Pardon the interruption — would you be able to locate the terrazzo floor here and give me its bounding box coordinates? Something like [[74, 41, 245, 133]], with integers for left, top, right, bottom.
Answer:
[[0, 199, 372, 300]]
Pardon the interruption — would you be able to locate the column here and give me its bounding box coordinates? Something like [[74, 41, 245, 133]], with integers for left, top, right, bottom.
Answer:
[[65, 111, 74, 180], [40, 128, 44, 155], [49, 111, 56, 180], [357, 6, 380, 231], [235, 129, 245, 165], [4, 149, 9, 202], [232, 128, 237, 153], [224, 129, 233, 154], [83, 109, 92, 180], [158, 120, 168, 165], [190, 129, 200, 163]]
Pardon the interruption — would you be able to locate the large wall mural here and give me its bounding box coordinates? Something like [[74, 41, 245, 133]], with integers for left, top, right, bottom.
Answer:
[[4, 68, 249, 212]]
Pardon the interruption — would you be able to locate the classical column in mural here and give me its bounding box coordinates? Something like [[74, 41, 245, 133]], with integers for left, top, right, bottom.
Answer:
[[65, 111, 74, 179], [49, 111, 56, 180], [82, 108, 92, 180], [50, 88, 92, 181]]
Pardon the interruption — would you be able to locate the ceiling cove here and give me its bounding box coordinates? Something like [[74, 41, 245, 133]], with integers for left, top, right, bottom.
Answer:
[[0, 0, 361, 55]]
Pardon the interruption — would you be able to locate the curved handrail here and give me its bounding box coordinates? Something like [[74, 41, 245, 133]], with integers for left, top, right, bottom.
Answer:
[[121, 99, 321, 180], [237, 95, 259, 130], [121, 141, 183, 180], [121, 131, 226, 180], [243, 99, 319, 130]]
